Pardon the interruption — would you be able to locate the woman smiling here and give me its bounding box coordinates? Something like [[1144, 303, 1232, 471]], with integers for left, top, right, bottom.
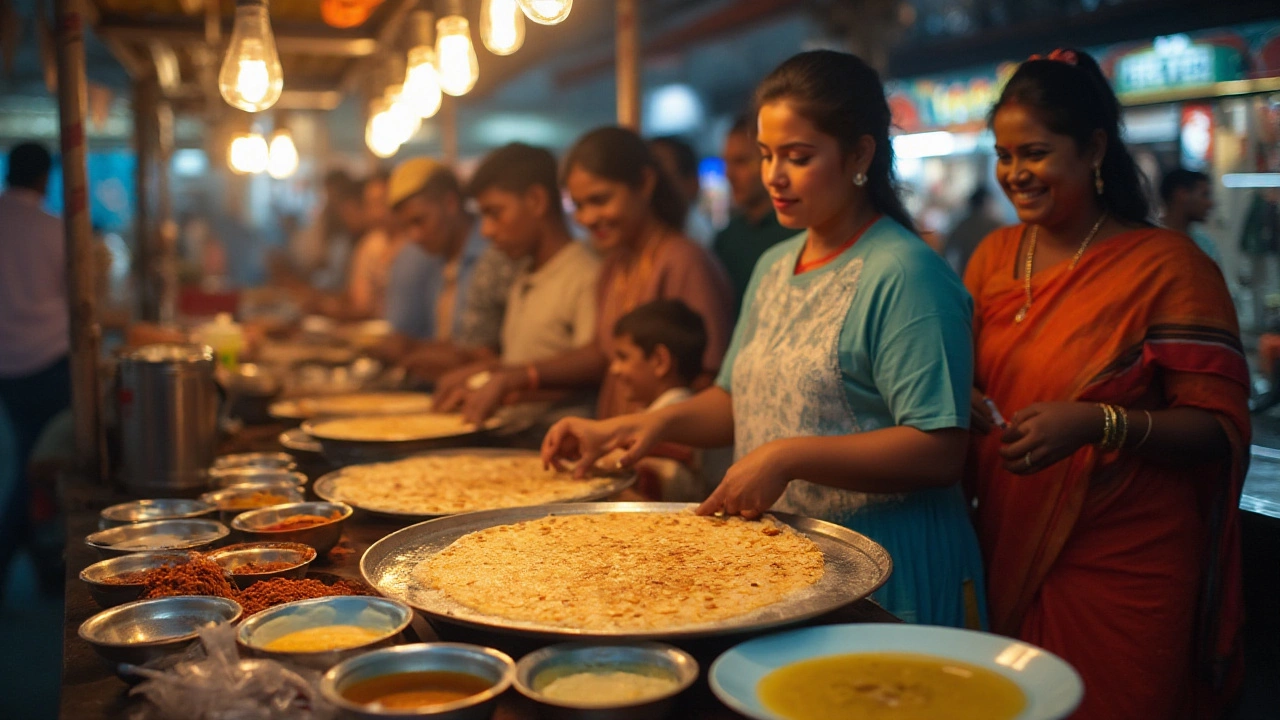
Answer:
[[543, 51, 986, 627], [965, 49, 1249, 719]]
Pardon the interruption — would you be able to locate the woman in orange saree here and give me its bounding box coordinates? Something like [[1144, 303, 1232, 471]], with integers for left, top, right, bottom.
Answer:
[[966, 49, 1249, 720]]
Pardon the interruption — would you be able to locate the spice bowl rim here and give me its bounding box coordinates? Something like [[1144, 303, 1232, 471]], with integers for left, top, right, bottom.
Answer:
[[85, 518, 230, 558], [236, 594, 414, 658], [98, 498, 216, 529], [513, 641, 699, 710], [78, 595, 243, 649], [204, 541, 317, 582], [319, 642, 517, 717], [229, 501, 354, 534]]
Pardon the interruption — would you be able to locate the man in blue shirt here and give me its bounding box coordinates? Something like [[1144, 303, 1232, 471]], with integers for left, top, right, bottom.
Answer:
[[381, 158, 516, 378]]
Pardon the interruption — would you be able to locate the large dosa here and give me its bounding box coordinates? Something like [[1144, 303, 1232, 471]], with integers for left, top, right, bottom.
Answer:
[[307, 413, 478, 441], [327, 454, 618, 515], [416, 512, 824, 631]]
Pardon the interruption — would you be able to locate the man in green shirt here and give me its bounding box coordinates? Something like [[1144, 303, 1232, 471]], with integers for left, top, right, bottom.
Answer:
[[712, 113, 796, 312]]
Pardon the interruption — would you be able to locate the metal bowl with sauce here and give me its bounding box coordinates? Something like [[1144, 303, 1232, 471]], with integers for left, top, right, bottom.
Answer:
[[85, 518, 230, 560], [98, 498, 216, 530], [513, 643, 699, 720], [207, 468, 308, 489], [236, 595, 412, 670], [200, 482, 306, 523], [204, 541, 316, 588], [79, 551, 195, 608], [320, 643, 515, 719], [78, 596, 242, 677], [230, 501, 352, 555]]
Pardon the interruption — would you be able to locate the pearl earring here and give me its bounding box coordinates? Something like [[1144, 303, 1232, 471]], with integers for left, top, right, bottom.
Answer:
[[853, 173, 867, 187]]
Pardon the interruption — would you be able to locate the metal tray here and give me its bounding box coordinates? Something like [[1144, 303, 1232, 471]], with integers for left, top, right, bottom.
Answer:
[[269, 392, 436, 421], [302, 414, 505, 466], [278, 427, 323, 455], [360, 502, 892, 641], [313, 449, 635, 521]]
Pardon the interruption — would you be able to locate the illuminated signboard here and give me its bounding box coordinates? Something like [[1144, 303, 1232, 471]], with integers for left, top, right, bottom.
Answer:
[[1113, 34, 1245, 95]]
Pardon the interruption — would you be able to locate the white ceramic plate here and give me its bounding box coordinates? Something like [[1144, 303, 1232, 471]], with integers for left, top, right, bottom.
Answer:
[[709, 623, 1083, 720]]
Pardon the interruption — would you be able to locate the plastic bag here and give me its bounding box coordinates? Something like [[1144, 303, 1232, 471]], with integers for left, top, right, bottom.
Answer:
[[127, 622, 335, 720]]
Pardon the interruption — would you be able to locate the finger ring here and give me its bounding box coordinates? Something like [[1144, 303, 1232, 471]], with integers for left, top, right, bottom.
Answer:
[[1024, 452, 1033, 469]]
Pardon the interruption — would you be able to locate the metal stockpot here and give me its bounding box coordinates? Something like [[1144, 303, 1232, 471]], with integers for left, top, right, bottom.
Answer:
[[117, 344, 220, 496]]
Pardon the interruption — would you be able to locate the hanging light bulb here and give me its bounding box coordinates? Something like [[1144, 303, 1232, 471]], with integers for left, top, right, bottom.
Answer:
[[266, 128, 299, 179], [436, 14, 479, 97], [403, 46, 443, 118], [228, 131, 269, 174], [403, 11, 443, 119], [218, 0, 284, 112], [481, 0, 525, 56], [517, 0, 572, 25], [365, 98, 403, 159], [381, 54, 421, 144]]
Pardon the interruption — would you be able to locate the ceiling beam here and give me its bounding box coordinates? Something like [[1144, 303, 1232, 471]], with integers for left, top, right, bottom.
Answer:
[[553, 0, 796, 88], [96, 21, 379, 57]]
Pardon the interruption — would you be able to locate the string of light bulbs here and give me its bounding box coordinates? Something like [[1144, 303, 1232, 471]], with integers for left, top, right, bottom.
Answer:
[[213, 0, 572, 163]]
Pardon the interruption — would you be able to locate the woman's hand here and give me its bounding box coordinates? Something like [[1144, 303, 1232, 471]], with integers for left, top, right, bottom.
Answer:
[[695, 441, 792, 520], [971, 388, 996, 435], [541, 413, 664, 478], [998, 401, 1104, 474], [458, 368, 523, 425]]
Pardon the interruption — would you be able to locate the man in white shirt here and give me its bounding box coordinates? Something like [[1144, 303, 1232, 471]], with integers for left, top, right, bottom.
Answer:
[[434, 143, 601, 406], [0, 142, 71, 592]]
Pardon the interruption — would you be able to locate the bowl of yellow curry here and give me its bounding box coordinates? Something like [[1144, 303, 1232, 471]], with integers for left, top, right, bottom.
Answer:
[[236, 595, 413, 670], [709, 623, 1083, 720]]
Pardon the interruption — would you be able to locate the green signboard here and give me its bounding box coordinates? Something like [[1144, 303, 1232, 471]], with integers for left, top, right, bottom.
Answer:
[[1113, 38, 1245, 95]]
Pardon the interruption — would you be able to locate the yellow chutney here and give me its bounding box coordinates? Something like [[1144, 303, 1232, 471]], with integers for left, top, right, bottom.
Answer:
[[758, 652, 1026, 720], [262, 625, 387, 653]]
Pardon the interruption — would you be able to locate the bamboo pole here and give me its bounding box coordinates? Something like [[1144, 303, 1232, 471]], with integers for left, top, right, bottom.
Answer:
[[132, 79, 159, 321], [441, 98, 459, 167], [615, 0, 640, 130], [52, 0, 105, 482]]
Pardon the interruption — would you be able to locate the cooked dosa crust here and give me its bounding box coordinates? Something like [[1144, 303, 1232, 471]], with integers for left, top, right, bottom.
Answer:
[[416, 512, 824, 631], [307, 413, 477, 441], [328, 454, 618, 515]]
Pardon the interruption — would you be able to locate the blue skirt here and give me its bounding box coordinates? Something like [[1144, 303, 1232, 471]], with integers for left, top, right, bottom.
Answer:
[[832, 484, 987, 628]]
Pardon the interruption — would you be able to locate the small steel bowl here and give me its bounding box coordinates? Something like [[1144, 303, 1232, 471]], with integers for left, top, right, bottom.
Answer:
[[513, 643, 699, 720], [205, 542, 317, 589], [212, 451, 297, 472], [78, 596, 242, 677], [200, 482, 306, 523], [230, 501, 352, 555], [237, 595, 413, 671], [208, 468, 308, 489], [320, 643, 515, 719], [85, 518, 230, 560], [98, 498, 216, 530], [79, 551, 195, 608]]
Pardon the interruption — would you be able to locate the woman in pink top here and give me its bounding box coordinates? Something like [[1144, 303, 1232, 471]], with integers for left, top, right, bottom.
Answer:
[[444, 126, 733, 421]]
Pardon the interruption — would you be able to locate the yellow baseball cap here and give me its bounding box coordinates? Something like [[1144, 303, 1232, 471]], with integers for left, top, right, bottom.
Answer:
[[387, 157, 446, 208]]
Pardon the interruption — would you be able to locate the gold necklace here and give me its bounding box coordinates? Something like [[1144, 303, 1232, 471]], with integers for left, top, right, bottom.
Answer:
[[1014, 213, 1107, 324]]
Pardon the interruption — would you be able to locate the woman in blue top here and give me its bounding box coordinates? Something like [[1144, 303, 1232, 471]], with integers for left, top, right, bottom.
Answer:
[[542, 50, 985, 627]]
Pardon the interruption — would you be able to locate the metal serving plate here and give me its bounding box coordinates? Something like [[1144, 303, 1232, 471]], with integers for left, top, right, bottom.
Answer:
[[278, 427, 322, 455], [269, 391, 435, 422], [360, 503, 892, 641], [302, 414, 506, 466], [313, 449, 636, 521]]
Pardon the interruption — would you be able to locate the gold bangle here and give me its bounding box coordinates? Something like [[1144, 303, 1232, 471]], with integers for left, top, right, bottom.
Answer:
[[1114, 406, 1129, 450], [1098, 403, 1114, 449], [1134, 410, 1154, 449]]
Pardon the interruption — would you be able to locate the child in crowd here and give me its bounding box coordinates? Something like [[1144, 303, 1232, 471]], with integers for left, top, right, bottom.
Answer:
[[609, 300, 726, 500]]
